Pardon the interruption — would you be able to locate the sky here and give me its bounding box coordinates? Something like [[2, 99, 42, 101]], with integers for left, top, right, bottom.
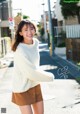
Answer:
[[12, 0, 56, 22]]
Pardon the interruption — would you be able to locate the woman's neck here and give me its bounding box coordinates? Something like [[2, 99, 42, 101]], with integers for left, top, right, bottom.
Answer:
[[23, 39, 33, 45]]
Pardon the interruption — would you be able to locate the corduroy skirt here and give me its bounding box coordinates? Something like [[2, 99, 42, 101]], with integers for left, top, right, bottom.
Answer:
[[12, 84, 43, 106]]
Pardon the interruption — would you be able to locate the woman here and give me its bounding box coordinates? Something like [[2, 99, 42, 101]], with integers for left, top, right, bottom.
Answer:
[[11, 20, 54, 114]]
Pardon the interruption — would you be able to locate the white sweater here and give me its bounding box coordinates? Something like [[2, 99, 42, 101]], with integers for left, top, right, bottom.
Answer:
[[12, 38, 54, 93]]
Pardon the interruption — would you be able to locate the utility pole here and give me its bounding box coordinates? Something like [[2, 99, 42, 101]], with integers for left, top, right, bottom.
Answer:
[[47, 0, 54, 56]]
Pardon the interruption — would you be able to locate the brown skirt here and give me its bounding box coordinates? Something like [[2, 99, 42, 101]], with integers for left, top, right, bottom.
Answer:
[[12, 84, 43, 106]]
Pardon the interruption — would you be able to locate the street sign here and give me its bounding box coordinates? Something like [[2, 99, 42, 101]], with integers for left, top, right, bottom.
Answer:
[[8, 17, 14, 29]]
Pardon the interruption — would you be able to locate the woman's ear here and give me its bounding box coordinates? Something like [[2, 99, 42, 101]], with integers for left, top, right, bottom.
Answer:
[[19, 32, 23, 36]]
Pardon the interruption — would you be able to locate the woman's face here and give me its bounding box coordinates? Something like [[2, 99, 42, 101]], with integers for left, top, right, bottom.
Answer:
[[19, 24, 36, 41]]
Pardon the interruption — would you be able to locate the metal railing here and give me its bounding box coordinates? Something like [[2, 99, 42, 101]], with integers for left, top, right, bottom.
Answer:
[[54, 24, 80, 38]]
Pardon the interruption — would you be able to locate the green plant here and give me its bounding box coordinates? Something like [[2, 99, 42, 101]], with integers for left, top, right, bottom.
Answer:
[[23, 15, 30, 19], [60, 0, 80, 24], [39, 27, 44, 36], [58, 31, 66, 40], [3, 33, 7, 37], [76, 77, 80, 84], [57, 42, 66, 47]]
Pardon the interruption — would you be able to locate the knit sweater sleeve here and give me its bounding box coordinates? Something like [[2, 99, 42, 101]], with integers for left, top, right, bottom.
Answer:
[[14, 48, 54, 82]]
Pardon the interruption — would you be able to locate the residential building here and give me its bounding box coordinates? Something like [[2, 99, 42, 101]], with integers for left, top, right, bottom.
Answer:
[[14, 15, 22, 32], [55, 0, 79, 26], [0, 0, 12, 38], [55, 0, 80, 62]]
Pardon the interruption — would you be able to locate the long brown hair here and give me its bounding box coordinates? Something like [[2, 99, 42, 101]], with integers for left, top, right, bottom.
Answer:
[[11, 20, 36, 51]]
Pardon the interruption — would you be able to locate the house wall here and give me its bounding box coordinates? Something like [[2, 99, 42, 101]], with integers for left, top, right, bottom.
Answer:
[[55, 0, 63, 21], [0, 0, 12, 37], [0, 1, 9, 20], [65, 16, 78, 25], [14, 16, 22, 32], [55, 0, 78, 26]]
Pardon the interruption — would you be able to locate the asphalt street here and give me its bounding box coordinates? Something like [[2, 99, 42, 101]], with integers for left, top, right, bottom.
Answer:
[[39, 43, 80, 80]]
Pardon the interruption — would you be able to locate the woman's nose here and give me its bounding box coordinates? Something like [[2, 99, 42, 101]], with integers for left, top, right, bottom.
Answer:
[[27, 29, 32, 33]]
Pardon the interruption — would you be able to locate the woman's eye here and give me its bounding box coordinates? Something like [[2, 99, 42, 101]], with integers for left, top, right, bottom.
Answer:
[[31, 28, 34, 30]]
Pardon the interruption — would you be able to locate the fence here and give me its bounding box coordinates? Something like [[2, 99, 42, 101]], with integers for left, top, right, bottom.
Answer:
[[54, 24, 80, 38], [66, 25, 80, 38]]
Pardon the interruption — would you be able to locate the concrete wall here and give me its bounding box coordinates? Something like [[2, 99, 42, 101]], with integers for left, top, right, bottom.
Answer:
[[55, 0, 64, 21], [65, 16, 78, 25]]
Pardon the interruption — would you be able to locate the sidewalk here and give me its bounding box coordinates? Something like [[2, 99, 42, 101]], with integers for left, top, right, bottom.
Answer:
[[0, 51, 14, 80], [0, 43, 80, 114], [55, 47, 66, 60], [0, 68, 80, 114]]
